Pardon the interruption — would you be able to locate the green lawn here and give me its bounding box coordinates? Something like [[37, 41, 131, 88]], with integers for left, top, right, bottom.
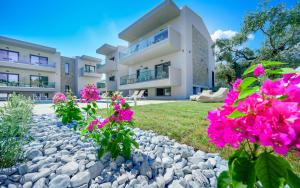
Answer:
[[129, 101, 300, 173]]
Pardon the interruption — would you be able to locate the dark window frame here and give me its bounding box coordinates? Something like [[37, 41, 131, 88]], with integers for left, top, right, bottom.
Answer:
[[156, 87, 171, 96], [65, 85, 70, 92], [155, 61, 170, 78], [30, 54, 48, 65], [85, 64, 96, 73], [0, 72, 19, 86], [0, 49, 19, 62], [30, 75, 49, 87], [109, 76, 115, 81]]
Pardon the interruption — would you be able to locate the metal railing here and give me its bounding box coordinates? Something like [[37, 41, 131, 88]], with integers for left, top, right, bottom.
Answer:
[[0, 57, 56, 68], [0, 81, 55, 88], [119, 28, 169, 59], [120, 70, 169, 85]]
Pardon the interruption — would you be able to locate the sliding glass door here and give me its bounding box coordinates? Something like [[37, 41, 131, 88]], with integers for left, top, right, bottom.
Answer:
[[155, 62, 170, 79], [0, 73, 19, 86], [30, 75, 48, 87]]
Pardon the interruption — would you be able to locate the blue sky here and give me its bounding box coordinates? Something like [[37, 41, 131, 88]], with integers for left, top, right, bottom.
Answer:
[[0, 0, 297, 59]]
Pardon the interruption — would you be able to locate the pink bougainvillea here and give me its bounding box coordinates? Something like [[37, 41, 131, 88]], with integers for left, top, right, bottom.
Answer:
[[52, 92, 66, 104], [253, 64, 265, 77], [80, 84, 101, 103], [207, 72, 300, 155]]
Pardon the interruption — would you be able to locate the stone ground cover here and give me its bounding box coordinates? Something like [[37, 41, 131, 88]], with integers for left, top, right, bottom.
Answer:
[[0, 114, 227, 188]]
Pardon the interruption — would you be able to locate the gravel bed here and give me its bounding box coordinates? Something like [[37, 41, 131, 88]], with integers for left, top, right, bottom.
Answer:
[[0, 115, 227, 188]]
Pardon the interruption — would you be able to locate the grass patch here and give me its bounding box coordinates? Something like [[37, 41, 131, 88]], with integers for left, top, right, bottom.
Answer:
[[127, 101, 299, 174]]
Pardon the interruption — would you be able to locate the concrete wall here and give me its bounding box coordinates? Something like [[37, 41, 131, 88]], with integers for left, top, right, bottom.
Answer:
[[60, 56, 76, 94], [75, 57, 102, 96]]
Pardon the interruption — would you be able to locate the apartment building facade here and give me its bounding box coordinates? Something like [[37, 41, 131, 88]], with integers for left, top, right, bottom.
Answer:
[[97, 0, 215, 99], [0, 36, 103, 100]]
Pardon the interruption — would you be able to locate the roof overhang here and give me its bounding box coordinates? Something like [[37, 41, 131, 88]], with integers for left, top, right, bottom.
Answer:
[[118, 0, 180, 42], [80, 55, 101, 62], [96, 44, 117, 55], [0, 36, 57, 53]]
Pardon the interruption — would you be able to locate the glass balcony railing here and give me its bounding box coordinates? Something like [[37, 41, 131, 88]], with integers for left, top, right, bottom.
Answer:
[[0, 81, 55, 88], [0, 57, 56, 68], [119, 28, 169, 59], [97, 82, 106, 89], [120, 70, 169, 85]]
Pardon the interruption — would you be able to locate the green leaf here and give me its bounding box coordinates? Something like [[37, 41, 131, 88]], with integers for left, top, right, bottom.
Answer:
[[261, 61, 287, 67], [238, 86, 259, 100], [287, 169, 300, 188], [239, 77, 257, 90], [228, 110, 247, 119], [232, 157, 256, 188], [266, 68, 296, 75], [255, 152, 291, 188], [243, 64, 258, 76], [217, 171, 232, 188]]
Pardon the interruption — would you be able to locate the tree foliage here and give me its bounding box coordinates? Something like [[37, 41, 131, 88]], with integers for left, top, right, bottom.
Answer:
[[214, 1, 300, 86]]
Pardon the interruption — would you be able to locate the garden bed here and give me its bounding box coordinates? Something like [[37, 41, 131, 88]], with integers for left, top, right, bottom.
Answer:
[[0, 114, 227, 188]]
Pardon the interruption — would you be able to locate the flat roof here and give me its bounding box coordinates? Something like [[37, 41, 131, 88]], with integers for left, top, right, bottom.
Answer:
[[0, 36, 57, 53], [118, 0, 180, 42], [96, 44, 117, 55], [80, 55, 101, 62]]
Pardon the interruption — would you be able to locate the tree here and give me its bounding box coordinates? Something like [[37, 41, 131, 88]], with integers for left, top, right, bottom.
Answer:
[[214, 1, 300, 86]]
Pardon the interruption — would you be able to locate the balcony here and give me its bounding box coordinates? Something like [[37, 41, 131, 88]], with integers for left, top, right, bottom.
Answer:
[[119, 66, 181, 90], [0, 81, 56, 92], [97, 60, 117, 73], [119, 27, 181, 65], [80, 67, 102, 77], [0, 58, 56, 72]]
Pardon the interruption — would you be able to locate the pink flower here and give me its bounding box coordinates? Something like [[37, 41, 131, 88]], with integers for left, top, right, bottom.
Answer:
[[98, 118, 109, 129], [119, 97, 126, 105], [253, 64, 265, 77], [207, 73, 300, 156], [52, 93, 66, 104], [118, 108, 134, 122], [80, 84, 101, 103], [87, 119, 100, 131]]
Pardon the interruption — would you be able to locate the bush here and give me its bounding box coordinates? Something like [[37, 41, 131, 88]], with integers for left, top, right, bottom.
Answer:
[[0, 93, 33, 168], [53, 92, 83, 126]]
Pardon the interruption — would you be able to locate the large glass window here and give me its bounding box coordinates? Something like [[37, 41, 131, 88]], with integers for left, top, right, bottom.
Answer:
[[155, 62, 170, 79], [30, 55, 48, 65], [109, 76, 115, 81], [65, 63, 70, 74], [0, 49, 19, 62], [0, 73, 19, 86], [30, 75, 48, 87], [156, 87, 171, 96], [85, 65, 96, 73]]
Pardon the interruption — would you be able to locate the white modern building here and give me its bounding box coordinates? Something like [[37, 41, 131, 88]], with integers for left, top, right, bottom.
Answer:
[[0, 36, 103, 100], [97, 0, 215, 99]]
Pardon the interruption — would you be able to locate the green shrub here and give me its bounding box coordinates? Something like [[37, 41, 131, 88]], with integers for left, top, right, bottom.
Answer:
[[0, 93, 33, 168]]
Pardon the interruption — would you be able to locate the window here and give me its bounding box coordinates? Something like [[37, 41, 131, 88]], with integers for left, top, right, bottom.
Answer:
[[30, 75, 48, 87], [64, 63, 70, 74], [0, 93, 8, 101], [85, 65, 96, 73], [109, 76, 115, 81], [30, 55, 48, 65], [0, 49, 19, 62], [65, 85, 70, 92], [155, 62, 170, 79], [0, 73, 19, 86], [156, 87, 171, 96]]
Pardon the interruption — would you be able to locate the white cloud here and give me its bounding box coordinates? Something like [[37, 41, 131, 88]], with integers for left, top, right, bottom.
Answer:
[[211, 29, 255, 42], [211, 29, 237, 42]]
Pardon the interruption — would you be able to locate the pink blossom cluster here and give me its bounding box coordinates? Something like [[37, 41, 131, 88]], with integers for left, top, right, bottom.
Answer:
[[80, 84, 101, 103], [207, 71, 300, 155], [52, 92, 66, 104], [87, 95, 134, 131]]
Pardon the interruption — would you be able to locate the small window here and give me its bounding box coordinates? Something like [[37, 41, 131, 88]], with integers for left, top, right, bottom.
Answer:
[[156, 87, 171, 96], [109, 76, 115, 81], [65, 85, 70, 92], [64, 63, 70, 74], [85, 65, 96, 73]]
